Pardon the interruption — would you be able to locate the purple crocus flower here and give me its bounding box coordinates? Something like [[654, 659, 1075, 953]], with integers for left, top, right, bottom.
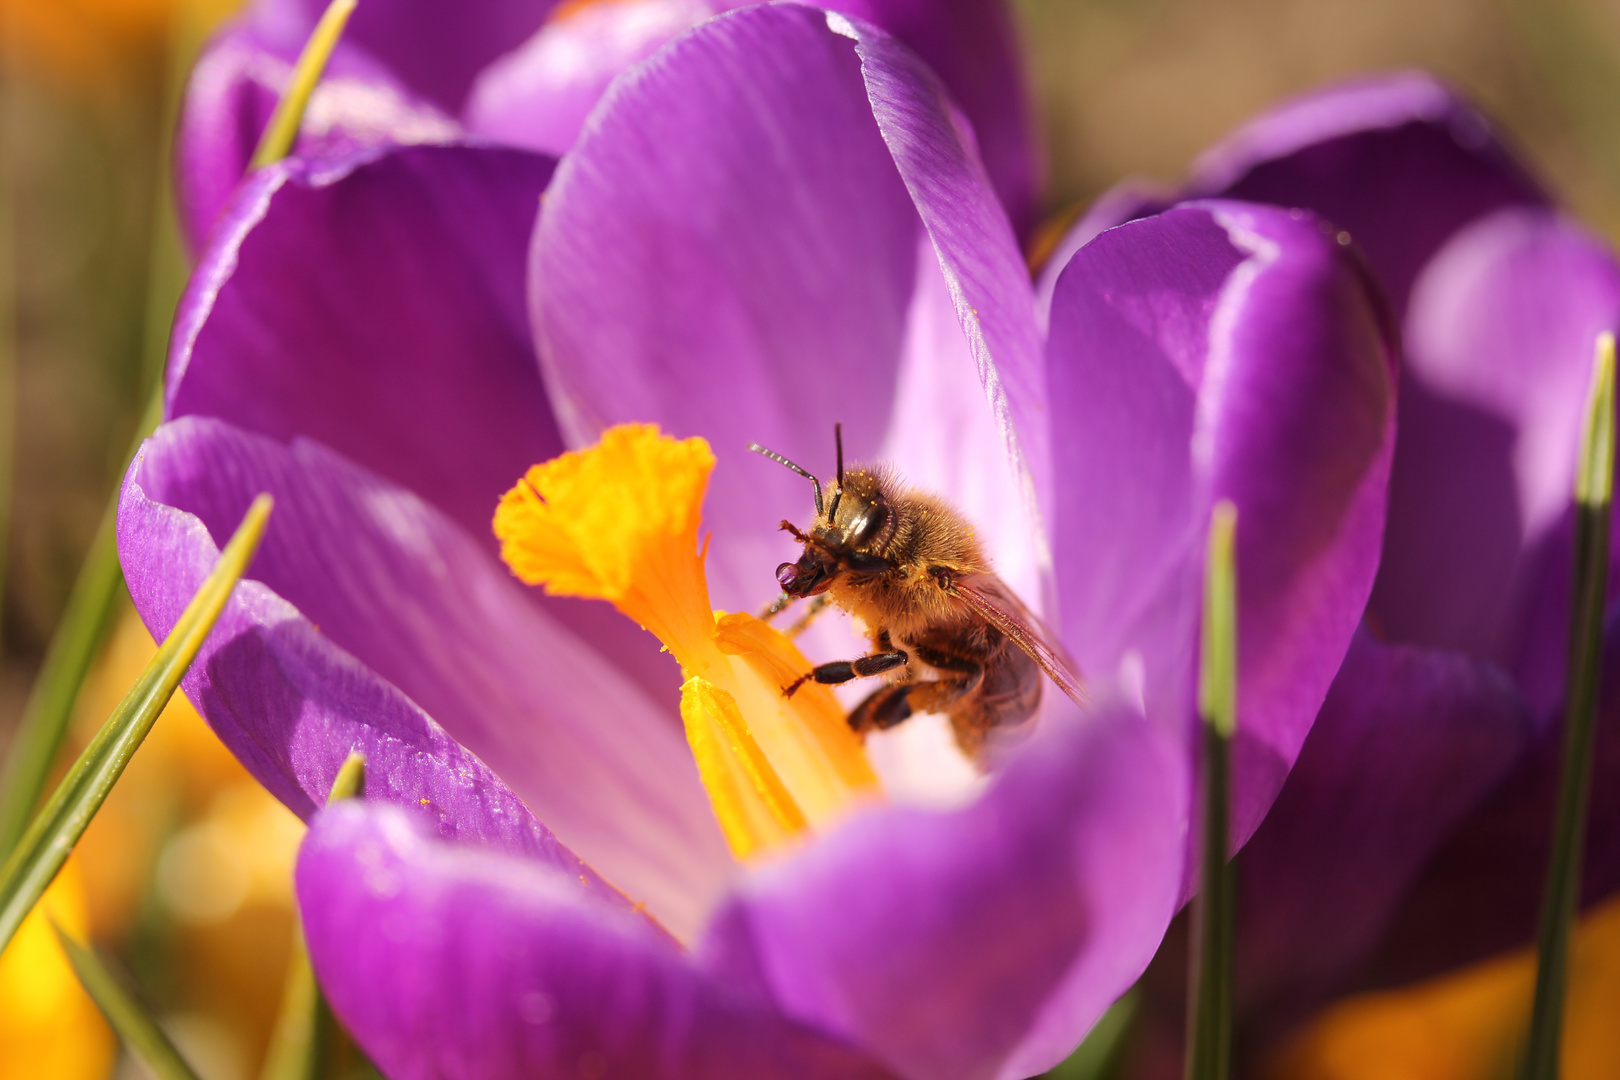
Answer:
[[1046, 73, 1620, 1062], [120, 6, 1399, 1078], [176, 0, 1039, 249]]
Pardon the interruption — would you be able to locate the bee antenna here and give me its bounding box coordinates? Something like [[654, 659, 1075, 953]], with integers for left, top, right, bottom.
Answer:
[[747, 442, 823, 516], [828, 422, 845, 520]]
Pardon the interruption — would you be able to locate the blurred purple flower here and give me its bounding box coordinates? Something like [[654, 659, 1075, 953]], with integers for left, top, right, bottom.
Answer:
[[1044, 72, 1620, 1061], [118, 4, 1400, 1078], [175, 0, 1040, 249]]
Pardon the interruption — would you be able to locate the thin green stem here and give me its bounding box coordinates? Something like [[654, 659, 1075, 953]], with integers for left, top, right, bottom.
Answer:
[[54, 922, 204, 1080], [0, 495, 271, 954], [1519, 331, 1616, 1080], [260, 922, 332, 1080], [249, 0, 359, 170], [1186, 501, 1237, 1080]]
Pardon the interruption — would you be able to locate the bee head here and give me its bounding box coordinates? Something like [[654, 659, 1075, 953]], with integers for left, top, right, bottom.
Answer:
[[816, 471, 893, 555], [750, 424, 895, 597]]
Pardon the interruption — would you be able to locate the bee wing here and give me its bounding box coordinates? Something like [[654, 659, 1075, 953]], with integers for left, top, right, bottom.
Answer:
[[953, 574, 1088, 709]]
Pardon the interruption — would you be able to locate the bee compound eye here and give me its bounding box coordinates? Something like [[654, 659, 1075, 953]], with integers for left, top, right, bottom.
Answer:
[[776, 562, 800, 590], [850, 503, 888, 545]]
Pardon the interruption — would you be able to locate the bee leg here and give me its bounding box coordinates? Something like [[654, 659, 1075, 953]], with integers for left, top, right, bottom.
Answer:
[[849, 684, 913, 735], [758, 592, 795, 622], [784, 649, 908, 697], [783, 595, 829, 639]]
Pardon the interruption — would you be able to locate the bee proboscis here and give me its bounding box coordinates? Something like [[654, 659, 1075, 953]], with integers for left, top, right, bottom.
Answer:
[[749, 425, 1086, 762]]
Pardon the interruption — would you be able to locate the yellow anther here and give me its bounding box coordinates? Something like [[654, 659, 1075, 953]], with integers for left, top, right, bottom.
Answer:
[[495, 424, 884, 862]]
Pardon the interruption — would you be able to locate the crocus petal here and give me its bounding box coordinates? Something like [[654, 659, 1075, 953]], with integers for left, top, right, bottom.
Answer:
[[530, 2, 913, 614], [299, 801, 895, 1080], [1184, 70, 1546, 317], [247, 0, 558, 114], [1046, 202, 1397, 851], [1232, 630, 1529, 1037], [468, 0, 1038, 233], [122, 417, 734, 939], [1032, 178, 1172, 334], [170, 143, 554, 543], [176, 25, 459, 249], [699, 708, 1187, 1080], [1360, 605, 1620, 987], [1369, 206, 1620, 721], [839, 10, 1053, 552], [116, 449, 634, 917], [465, 0, 721, 158], [531, 3, 1047, 614], [167, 142, 675, 701], [876, 239, 1044, 612], [827, 0, 1039, 238]]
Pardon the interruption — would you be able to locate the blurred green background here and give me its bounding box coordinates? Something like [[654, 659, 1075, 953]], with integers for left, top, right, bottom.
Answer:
[[7, 0, 1620, 1077]]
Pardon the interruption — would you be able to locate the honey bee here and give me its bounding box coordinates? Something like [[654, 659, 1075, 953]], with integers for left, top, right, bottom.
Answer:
[[749, 425, 1086, 761]]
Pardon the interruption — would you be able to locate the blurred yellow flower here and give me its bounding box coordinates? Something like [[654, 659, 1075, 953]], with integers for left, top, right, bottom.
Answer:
[[0, 858, 115, 1079]]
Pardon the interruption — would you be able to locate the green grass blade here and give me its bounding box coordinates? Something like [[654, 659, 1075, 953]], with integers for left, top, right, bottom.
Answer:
[[53, 922, 203, 1080], [1186, 501, 1238, 1080], [249, 0, 359, 169], [0, 494, 272, 954], [260, 754, 365, 1080], [1519, 331, 1616, 1080]]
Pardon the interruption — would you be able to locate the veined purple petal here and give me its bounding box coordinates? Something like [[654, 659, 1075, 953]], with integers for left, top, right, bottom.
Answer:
[[246, 0, 559, 114], [531, 4, 1046, 614], [531, 2, 915, 612], [468, 0, 1038, 233], [123, 418, 734, 940], [838, 10, 1053, 561], [169, 143, 555, 546], [828, 0, 1039, 238], [116, 450, 635, 919], [700, 707, 1187, 1080], [1046, 202, 1397, 853], [465, 0, 721, 158], [876, 239, 1045, 613], [167, 142, 676, 702], [1370, 206, 1620, 722], [1232, 630, 1529, 1037], [176, 25, 459, 250], [1184, 71, 1547, 317], [1033, 179, 1173, 334], [299, 802, 895, 1080]]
